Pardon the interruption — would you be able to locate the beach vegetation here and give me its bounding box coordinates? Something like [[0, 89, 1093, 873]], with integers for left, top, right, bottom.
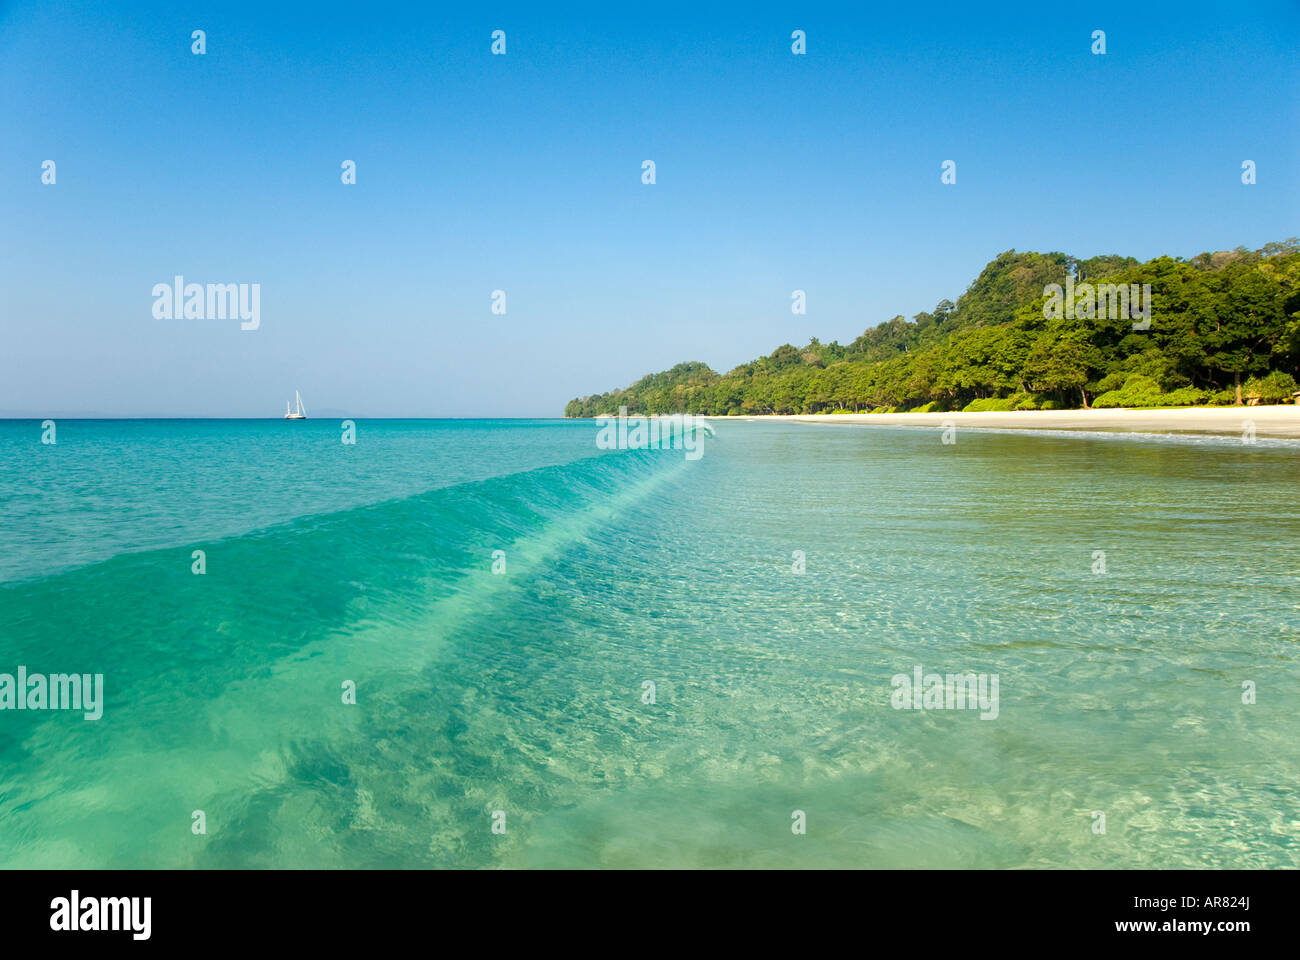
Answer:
[[566, 240, 1300, 417]]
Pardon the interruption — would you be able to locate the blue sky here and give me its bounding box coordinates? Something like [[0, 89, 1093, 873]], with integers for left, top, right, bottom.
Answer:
[[2, 0, 1296, 417]]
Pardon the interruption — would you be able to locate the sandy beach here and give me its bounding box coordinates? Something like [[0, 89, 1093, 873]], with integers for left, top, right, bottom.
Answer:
[[728, 404, 1300, 439]]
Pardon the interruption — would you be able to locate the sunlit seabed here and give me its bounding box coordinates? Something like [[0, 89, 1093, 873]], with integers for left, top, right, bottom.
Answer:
[[0, 419, 1296, 867]]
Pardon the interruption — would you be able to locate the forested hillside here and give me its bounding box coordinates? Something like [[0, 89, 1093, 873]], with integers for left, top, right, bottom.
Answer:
[[565, 241, 1300, 416]]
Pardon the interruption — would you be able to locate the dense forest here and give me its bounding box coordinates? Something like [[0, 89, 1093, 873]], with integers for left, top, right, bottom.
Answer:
[[565, 241, 1300, 417]]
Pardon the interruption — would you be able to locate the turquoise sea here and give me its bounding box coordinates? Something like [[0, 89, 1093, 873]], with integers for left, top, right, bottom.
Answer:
[[0, 418, 1297, 868]]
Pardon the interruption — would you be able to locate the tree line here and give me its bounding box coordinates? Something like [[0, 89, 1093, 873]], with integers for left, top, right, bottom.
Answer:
[[565, 241, 1300, 417]]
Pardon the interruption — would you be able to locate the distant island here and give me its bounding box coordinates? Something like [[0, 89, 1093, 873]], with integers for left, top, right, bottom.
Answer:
[[566, 240, 1300, 417]]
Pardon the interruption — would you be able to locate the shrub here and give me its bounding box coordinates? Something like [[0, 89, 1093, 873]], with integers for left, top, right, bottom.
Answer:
[[1243, 371, 1299, 404], [1154, 386, 1208, 407], [1095, 371, 1128, 393], [962, 397, 1015, 412], [1092, 374, 1163, 408]]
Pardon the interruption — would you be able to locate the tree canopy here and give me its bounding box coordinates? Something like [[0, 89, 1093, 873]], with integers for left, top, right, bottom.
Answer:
[[565, 241, 1300, 416]]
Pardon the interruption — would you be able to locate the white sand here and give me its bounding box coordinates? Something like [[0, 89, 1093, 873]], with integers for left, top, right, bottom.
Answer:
[[725, 405, 1300, 439]]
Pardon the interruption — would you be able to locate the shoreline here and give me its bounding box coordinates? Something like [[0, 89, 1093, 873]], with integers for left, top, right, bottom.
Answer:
[[706, 404, 1300, 439]]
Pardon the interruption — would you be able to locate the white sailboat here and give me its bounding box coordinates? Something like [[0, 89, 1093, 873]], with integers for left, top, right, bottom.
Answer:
[[284, 390, 307, 419]]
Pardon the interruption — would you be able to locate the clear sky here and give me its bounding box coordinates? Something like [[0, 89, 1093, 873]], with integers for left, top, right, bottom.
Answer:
[[2, 0, 1296, 417]]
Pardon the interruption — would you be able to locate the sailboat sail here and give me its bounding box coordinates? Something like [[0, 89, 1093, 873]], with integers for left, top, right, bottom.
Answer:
[[284, 390, 307, 419]]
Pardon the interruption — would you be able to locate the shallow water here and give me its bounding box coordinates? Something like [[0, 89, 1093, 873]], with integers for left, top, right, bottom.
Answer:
[[0, 418, 1296, 867]]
